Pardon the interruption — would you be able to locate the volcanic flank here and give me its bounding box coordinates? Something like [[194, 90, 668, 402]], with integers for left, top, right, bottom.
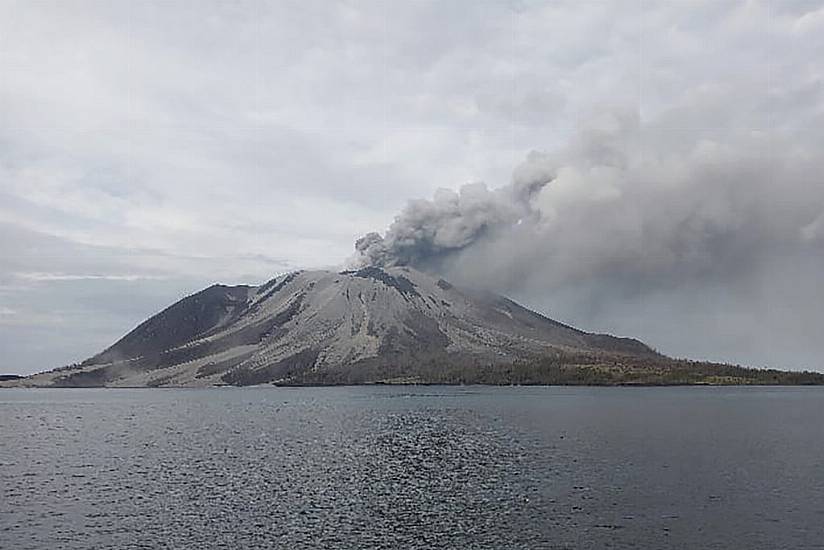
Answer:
[[8, 267, 823, 387]]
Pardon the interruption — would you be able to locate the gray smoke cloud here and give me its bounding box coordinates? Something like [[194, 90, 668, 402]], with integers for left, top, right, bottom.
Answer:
[[354, 169, 551, 270], [355, 109, 824, 370]]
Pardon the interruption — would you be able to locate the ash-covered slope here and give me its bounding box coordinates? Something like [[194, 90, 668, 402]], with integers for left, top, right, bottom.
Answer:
[[17, 267, 656, 387]]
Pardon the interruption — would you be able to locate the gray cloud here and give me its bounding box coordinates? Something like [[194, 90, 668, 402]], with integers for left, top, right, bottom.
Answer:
[[2, 0, 823, 373], [356, 105, 824, 369], [353, 168, 550, 270]]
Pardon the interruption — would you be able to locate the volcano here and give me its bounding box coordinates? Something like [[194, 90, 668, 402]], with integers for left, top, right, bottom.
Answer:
[[9, 267, 822, 387]]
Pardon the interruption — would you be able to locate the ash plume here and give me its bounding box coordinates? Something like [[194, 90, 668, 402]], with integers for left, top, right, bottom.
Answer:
[[354, 109, 824, 370], [354, 161, 552, 271]]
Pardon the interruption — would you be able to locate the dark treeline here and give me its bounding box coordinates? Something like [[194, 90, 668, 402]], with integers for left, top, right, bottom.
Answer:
[[281, 351, 824, 386]]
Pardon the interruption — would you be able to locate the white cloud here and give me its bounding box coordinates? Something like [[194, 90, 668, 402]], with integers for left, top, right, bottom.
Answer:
[[14, 272, 169, 282]]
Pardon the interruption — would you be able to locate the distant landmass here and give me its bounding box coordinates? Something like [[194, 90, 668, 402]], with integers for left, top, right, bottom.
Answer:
[[3, 267, 822, 387]]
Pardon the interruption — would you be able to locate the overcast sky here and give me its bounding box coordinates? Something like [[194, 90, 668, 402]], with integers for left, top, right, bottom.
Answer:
[[2, 0, 823, 374]]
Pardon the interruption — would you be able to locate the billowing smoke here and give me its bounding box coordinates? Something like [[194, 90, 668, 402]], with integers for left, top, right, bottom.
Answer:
[[354, 168, 551, 270], [354, 109, 824, 370]]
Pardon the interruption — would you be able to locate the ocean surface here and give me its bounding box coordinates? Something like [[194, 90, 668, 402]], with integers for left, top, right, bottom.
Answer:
[[1, 386, 823, 549]]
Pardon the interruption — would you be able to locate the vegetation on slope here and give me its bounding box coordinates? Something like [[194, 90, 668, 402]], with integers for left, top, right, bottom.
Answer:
[[279, 351, 824, 386]]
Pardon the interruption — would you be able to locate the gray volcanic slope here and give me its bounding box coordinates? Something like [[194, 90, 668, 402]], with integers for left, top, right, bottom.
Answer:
[[14, 267, 655, 387]]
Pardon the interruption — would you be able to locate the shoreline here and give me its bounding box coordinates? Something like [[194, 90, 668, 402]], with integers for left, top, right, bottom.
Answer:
[[3, 381, 824, 389]]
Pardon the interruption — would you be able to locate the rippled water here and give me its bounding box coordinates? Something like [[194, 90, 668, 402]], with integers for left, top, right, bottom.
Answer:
[[1, 386, 823, 549]]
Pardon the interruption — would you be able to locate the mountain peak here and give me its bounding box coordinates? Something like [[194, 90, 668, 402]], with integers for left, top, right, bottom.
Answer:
[[14, 267, 659, 387]]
